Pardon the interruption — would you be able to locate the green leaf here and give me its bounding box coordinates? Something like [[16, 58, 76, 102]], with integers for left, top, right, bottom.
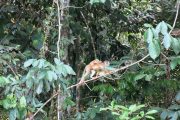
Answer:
[[161, 21, 168, 35], [146, 28, 153, 43], [32, 60, 39, 67], [155, 22, 162, 34], [146, 110, 158, 115], [151, 28, 158, 39], [47, 71, 57, 81], [0, 76, 10, 87], [38, 71, 46, 80], [148, 39, 161, 59], [9, 109, 18, 120], [160, 110, 169, 120], [134, 74, 146, 81], [175, 91, 180, 101], [3, 94, 17, 109], [19, 96, 26, 108], [24, 59, 35, 67], [56, 64, 68, 77], [54, 58, 62, 65], [64, 65, 76, 75], [144, 23, 153, 28], [36, 80, 43, 94], [163, 33, 171, 49], [145, 74, 153, 81], [90, 0, 106, 4], [170, 58, 178, 70], [38, 59, 45, 68], [44, 79, 50, 92], [171, 38, 180, 54], [129, 104, 137, 112], [145, 116, 155, 119], [112, 111, 120, 115]]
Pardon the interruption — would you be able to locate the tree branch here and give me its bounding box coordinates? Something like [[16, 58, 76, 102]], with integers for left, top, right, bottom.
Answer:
[[31, 54, 149, 119]]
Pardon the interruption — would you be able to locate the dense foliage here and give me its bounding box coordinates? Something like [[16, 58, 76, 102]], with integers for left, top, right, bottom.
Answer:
[[0, 0, 180, 119]]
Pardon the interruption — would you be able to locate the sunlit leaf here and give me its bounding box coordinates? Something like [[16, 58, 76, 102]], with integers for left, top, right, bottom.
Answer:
[[2, 94, 17, 109], [148, 39, 161, 59], [47, 71, 57, 82], [0, 76, 10, 87], [32, 60, 39, 67], [129, 104, 137, 112], [155, 22, 162, 34], [146, 110, 158, 115], [24, 59, 35, 67], [161, 21, 168, 35], [145, 74, 153, 81], [134, 74, 146, 81], [90, 0, 106, 4], [146, 28, 153, 43], [54, 58, 62, 65], [144, 23, 153, 28], [38, 59, 45, 68], [56, 64, 68, 77], [145, 116, 155, 119], [9, 109, 18, 120], [64, 65, 76, 75], [163, 33, 171, 49], [19, 96, 26, 108], [151, 28, 159, 39]]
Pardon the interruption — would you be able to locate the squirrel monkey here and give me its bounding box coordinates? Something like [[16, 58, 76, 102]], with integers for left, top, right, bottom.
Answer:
[[79, 59, 110, 84]]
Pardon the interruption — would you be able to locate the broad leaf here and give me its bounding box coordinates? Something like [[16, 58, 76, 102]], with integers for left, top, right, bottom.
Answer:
[[64, 65, 76, 75], [148, 39, 161, 59], [9, 109, 18, 120], [146, 28, 153, 43], [170, 58, 178, 70], [0, 76, 10, 87], [54, 58, 62, 65], [134, 74, 146, 81], [146, 110, 158, 115], [171, 38, 180, 54], [163, 33, 171, 49], [47, 71, 57, 82], [155, 22, 162, 34], [24, 59, 35, 67], [161, 21, 168, 35], [19, 96, 26, 108]]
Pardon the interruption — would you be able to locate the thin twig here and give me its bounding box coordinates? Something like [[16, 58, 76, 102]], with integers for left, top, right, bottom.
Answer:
[[141, 61, 165, 66], [169, 2, 180, 34], [6, 63, 18, 77], [80, 11, 97, 58], [30, 92, 59, 120]]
